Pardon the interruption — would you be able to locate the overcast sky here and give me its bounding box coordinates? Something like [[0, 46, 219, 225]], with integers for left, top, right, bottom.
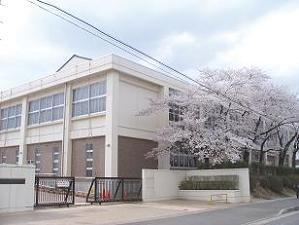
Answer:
[[0, 0, 299, 93]]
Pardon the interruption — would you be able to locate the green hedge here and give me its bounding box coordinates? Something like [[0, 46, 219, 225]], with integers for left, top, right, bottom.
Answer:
[[179, 177, 238, 190], [250, 174, 299, 193], [249, 163, 299, 176]]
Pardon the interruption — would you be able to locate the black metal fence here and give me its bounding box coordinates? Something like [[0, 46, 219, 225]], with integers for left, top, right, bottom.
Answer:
[[35, 176, 75, 207], [86, 177, 142, 204]]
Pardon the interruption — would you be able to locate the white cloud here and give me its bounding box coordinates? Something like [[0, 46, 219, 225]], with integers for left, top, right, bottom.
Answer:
[[154, 32, 198, 61], [211, 3, 299, 78]]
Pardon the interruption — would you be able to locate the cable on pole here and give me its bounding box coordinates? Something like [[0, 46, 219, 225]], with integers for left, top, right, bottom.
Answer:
[[24, 0, 298, 125]]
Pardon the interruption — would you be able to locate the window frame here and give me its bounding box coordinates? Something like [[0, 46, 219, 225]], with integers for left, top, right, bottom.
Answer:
[[168, 88, 184, 122], [72, 81, 106, 118], [28, 93, 64, 126], [0, 104, 22, 131], [85, 143, 94, 177], [52, 147, 60, 176]]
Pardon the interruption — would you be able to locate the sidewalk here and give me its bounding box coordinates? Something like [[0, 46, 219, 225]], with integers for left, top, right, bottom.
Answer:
[[0, 200, 229, 225]]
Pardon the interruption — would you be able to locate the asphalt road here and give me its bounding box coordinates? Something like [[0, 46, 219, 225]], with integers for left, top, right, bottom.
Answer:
[[264, 211, 299, 225], [124, 198, 299, 225]]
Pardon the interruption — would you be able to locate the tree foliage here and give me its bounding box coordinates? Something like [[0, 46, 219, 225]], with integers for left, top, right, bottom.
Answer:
[[141, 68, 299, 165]]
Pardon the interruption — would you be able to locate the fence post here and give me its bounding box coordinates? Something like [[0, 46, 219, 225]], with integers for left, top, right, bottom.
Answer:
[[94, 178, 99, 204], [72, 178, 75, 205], [35, 177, 39, 207], [121, 178, 124, 201]]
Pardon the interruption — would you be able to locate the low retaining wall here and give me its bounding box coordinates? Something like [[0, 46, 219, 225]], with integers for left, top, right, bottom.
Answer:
[[0, 164, 35, 213], [178, 190, 241, 203], [142, 168, 250, 203]]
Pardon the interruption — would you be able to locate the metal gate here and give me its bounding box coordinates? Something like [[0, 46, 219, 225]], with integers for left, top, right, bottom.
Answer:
[[34, 176, 75, 207], [86, 177, 142, 204]]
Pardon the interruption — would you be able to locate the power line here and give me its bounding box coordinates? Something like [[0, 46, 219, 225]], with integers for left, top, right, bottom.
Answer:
[[25, 0, 296, 124], [25, 1, 187, 84]]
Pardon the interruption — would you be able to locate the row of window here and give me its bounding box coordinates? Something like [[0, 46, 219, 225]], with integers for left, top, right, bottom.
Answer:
[[0, 80, 107, 130]]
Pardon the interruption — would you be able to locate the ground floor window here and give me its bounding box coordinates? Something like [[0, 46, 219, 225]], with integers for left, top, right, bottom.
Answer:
[[52, 147, 60, 176], [1, 150, 6, 164], [35, 147, 41, 173], [85, 144, 94, 177], [16, 149, 19, 164]]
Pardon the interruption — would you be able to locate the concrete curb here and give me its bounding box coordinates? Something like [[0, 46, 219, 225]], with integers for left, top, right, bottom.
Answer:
[[278, 205, 299, 215]]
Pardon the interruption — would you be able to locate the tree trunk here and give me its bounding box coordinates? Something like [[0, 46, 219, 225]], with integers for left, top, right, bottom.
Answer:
[[278, 152, 286, 167], [279, 132, 298, 167], [292, 151, 297, 168]]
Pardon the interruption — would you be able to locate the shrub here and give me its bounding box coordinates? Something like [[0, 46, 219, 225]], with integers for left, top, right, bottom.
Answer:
[[179, 179, 238, 190], [259, 176, 270, 189], [269, 176, 283, 193], [287, 175, 299, 189], [198, 160, 249, 169], [250, 175, 258, 192], [282, 176, 293, 189]]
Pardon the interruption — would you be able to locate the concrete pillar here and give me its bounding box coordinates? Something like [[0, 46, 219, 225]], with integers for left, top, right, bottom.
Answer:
[[157, 86, 171, 169], [62, 83, 72, 176], [248, 149, 252, 165], [18, 97, 28, 165], [105, 71, 119, 177]]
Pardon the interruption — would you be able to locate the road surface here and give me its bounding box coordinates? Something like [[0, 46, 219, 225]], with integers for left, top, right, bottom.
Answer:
[[124, 198, 299, 225]]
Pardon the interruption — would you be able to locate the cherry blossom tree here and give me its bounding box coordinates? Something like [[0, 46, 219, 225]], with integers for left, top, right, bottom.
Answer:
[[140, 67, 299, 166]]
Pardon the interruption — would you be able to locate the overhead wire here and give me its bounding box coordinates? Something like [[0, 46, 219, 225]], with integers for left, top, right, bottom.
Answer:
[[25, 0, 187, 84], [25, 0, 296, 125]]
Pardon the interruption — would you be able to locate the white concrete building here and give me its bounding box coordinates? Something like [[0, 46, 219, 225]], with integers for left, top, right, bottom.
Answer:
[[0, 54, 188, 177]]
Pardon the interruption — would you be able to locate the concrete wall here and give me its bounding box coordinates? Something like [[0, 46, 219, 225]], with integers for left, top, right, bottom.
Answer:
[[0, 164, 35, 213], [178, 190, 241, 203], [118, 75, 161, 141], [142, 168, 250, 203], [142, 169, 185, 201]]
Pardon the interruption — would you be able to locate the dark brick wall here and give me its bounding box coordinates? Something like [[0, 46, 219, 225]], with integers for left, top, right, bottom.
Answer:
[[71, 136, 105, 177], [27, 141, 62, 175], [118, 136, 157, 178], [0, 146, 19, 164]]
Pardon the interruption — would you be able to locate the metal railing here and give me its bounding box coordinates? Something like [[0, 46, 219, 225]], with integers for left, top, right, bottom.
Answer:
[[86, 177, 142, 204], [34, 176, 75, 207]]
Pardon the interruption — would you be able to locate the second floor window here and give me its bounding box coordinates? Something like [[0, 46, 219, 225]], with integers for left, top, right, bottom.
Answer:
[[72, 81, 106, 117], [169, 88, 183, 122], [0, 104, 22, 130], [28, 93, 64, 125]]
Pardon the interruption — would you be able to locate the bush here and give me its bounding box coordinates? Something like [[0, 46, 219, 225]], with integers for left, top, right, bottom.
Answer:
[[259, 176, 270, 189], [259, 175, 283, 193], [179, 178, 238, 190], [282, 176, 293, 189], [268, 176, 283, 193], [198, 160, 249, 169], [250, 175, 258, 192]]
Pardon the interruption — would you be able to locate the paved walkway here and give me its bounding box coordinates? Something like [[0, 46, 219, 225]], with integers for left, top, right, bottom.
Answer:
[[0, 200, 228, 225]]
